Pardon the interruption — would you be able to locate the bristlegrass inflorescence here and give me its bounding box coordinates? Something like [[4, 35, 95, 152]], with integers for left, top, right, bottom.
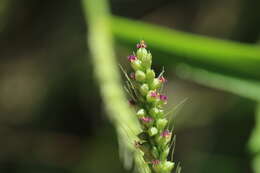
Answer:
[[122, 40, 181, 173]]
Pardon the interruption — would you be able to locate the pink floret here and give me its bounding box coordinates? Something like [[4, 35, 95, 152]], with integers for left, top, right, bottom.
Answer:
[[128, 55, 137, 62], [150, 91, 158, 98], [161, 130, 171, 138], [151, 160, 160, 165], [136, 40, 147, 48], [159, 76, 167, 83], [159, 94, 168, 101], [140, 117, 153, 123]]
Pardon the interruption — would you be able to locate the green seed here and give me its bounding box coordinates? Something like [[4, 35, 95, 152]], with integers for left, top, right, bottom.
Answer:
[[139, 84, 149, 96], [148, 127, 158, 136], [135, 70, 146, 82], [146, 69, 155, 82]]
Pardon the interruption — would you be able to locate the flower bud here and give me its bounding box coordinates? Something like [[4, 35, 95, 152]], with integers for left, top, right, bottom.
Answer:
[[149, 107, 159, 118], [155, 130, 172, 146], [135, 70, 146, 82], [156, 118, 168, 131], [128, 55, 137, 62], [140, 117, 154, 127], [136, 40, 147, 49], [137, 48, 147, 60], [136, 109, 146, 118], [161, 130, 172, 145], [161, 161, 175, 172], [150, 78, 161, 90], [139, 84, 149, 96], [131, 59, 142, 71], [152, 161, 163, 173], [159, 94, 168, 105], [157, 109, 164, 118], [146, 69, 155, 82], [148, 127, 158, 136], [142, 53, 152, 69], [146, 91, 159, 103]]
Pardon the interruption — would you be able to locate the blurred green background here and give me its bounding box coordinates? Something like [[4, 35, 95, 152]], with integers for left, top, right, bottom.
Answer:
[[0, 0, 260, 173]]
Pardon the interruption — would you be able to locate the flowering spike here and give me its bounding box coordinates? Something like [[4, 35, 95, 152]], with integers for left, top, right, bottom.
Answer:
[[124, 41, 179, 173]]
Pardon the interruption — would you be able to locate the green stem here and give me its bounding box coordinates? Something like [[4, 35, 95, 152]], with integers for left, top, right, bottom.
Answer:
[[111, 16, 260, 78], [249, 103, 260, 173], [174, 64, 260, 101], [81, 0, 150, 172]]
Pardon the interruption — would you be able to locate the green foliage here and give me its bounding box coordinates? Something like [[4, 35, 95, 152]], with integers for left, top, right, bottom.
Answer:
[[249, 103, 260, 173], [111, 16, 260, 79], [82, 0, 260, 172], [175, 64, 260, 101], [110, 17, 260, 173]]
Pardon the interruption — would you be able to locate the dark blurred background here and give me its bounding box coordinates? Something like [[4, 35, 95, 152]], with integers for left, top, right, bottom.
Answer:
[[0, 0, 259, 173]]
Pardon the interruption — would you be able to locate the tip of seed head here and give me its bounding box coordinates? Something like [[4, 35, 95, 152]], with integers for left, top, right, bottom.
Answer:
[[137, 40, 147, 49]]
